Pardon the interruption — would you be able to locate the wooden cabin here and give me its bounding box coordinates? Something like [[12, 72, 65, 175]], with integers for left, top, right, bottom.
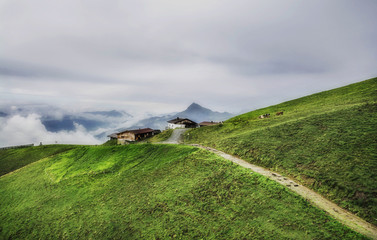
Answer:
[[167, 117, 198, 129], [199, 121, 222, 127], [116, 128, 159, 144], [107, 133, 118, 140]]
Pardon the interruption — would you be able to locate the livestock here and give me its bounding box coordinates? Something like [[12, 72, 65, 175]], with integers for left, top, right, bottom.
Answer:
[[276, 111, 284, 116], [259, 113, 270, 119]]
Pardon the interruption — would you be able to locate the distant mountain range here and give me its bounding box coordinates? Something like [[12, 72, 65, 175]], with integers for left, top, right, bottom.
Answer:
[[0, 103, 233, 142], [42, 110, 133, 132], [84, 110, 133, 118], [127, 103, 233, 130]]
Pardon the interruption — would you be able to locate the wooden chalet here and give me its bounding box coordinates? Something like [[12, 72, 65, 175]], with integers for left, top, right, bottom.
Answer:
[[199, 121, 222, 127], [107, 133, 118, 140], [167, 117, 198, 129], [116, 128, 160, 144]]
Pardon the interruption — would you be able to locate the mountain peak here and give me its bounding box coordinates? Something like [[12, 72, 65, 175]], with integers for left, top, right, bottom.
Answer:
[[186, 102, 204, 111]]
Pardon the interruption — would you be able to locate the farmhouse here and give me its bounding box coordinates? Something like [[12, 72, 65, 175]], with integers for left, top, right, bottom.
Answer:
[[116, 128, 160, 144], [107, 133, 118, 140], [167, 117, 198, 129], [199, 121, 222, 127]]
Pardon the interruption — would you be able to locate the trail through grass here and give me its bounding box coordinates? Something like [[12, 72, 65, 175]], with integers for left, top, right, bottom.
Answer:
[[184, 78, 377, 225], [0, 144, 367, 239]]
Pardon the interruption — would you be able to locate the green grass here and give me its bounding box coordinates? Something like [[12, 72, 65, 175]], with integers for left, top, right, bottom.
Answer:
[[102, 139, 118, 146], [0, 144, 366, 239], [184, 77, 377, 225], [146, 129, 173, 143], [0, 145, 77, 176]]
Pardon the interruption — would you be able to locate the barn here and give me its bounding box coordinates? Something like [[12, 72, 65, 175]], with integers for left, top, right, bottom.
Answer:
[[107, 133, 118, 140], [116, 128, 160, 144], [199, 121, 222, 127], [167, 117, 198, 129]]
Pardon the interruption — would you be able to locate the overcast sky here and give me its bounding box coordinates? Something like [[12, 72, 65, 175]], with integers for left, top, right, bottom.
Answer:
[[1, 0, 377, 115]]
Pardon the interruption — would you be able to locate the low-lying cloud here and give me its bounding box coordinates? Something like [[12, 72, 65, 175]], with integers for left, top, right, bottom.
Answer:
[[1, 0, 376, 114], [0, 114, 101, 147]]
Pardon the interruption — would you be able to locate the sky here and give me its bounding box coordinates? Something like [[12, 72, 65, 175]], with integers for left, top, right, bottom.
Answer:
[[1, 0, 377, 115]]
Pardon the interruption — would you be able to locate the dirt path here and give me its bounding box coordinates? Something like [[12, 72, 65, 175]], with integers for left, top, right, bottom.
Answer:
[[188, 144, 377, 239], [158, 130, 377, 238], [160, 129, 188, 144]]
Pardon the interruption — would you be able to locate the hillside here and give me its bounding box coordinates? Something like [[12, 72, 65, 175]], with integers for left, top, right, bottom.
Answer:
[[0, 145, 77, 176], [184, 77, 377, 225], [0, 144, 366, 239]]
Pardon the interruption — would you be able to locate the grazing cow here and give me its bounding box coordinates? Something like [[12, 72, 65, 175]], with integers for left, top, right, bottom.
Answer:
[[276, 111, 284, 116], [259, 113, 270, 119]]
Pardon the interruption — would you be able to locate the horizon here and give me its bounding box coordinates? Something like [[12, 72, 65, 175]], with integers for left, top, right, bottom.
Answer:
[[1, 1, 377, 114], [1, 0, 377, 146]]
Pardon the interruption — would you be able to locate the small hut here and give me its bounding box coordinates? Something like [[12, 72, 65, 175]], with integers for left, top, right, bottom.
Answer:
[[199, 121, 222, 127]]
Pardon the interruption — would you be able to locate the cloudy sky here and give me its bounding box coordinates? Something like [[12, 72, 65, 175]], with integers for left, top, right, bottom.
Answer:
[[1, 0, 377, 115]]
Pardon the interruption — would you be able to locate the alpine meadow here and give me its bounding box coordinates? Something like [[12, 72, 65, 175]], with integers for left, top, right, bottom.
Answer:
[[184, 77, 377, 226], [0, 78, 376, 239]]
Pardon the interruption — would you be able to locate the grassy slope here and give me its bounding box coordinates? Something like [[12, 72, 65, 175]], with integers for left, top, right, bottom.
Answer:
[[0, 144, 366, 239], [146, 129, 174, 143], [184, 77, 377, 225], [102, 139, 117, 146], [0, 145, 77, 176]]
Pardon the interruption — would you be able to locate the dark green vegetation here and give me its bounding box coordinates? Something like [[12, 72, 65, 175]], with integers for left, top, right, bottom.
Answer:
[[147, 129, 173, 143], [184, 77, 377, 225], [0, 144, 366, 239], [0, 145, 77, 176], [102, 139, 118, 146]]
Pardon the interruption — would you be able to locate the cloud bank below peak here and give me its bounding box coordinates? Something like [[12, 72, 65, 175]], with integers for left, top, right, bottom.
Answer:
[[0, 0, 376, 114]]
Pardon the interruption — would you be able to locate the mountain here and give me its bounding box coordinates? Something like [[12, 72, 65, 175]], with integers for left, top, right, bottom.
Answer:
[[41, 110, 133, 132], [128, 103, 233, 130], [84, 110, 133, 118], [179, 103, 232, 122], [0, 112, 7, 117], [42, 116, 109, 132], [185, 77, 377, 225]]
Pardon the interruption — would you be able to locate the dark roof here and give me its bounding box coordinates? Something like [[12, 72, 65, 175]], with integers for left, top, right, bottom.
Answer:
[[167, 117, 197, 124], [199, 121, 220, 126], [107, 133, 118, 138], [117, 128, 154, 135]]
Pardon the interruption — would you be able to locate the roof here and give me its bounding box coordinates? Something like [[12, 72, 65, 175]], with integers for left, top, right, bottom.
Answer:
[[117, 128, 154, 135], [167, 117, 197, 124], [199, 121, 221, 126], [107, 133, 118, 138]]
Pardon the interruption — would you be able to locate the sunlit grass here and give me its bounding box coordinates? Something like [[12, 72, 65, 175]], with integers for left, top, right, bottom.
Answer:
[[184, 77, 377, 225], [0, 144, 366, 239]]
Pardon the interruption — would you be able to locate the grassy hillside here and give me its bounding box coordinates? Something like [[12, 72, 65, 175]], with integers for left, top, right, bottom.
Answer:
[[0, 144, 366, 239], [0, 145, 77, 176], [184, 77, 377, 225], [146, 129, 173, 143]]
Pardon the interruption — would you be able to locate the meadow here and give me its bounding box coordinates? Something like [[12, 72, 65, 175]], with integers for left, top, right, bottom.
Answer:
[[0, 144, 366, 239], [0, 145, 77, 176], [146, 129, 173, 143], [184, 77, 377, 225]]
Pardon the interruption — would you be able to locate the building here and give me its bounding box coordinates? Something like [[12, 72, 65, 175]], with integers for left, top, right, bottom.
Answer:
[[107, 133, 118, 140], [199, 121, 222, 127], [167, 117, 198, 129], [116, 128, 159, 144]]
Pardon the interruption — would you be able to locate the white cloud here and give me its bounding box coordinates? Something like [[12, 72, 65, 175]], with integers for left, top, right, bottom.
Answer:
[[0, 0, 376, 114], [0, 114, 101, 147]]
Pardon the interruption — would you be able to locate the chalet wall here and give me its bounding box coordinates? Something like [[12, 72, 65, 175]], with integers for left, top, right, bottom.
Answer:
[[168, 123, 185, 129], [117, 132, 135, 141]]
